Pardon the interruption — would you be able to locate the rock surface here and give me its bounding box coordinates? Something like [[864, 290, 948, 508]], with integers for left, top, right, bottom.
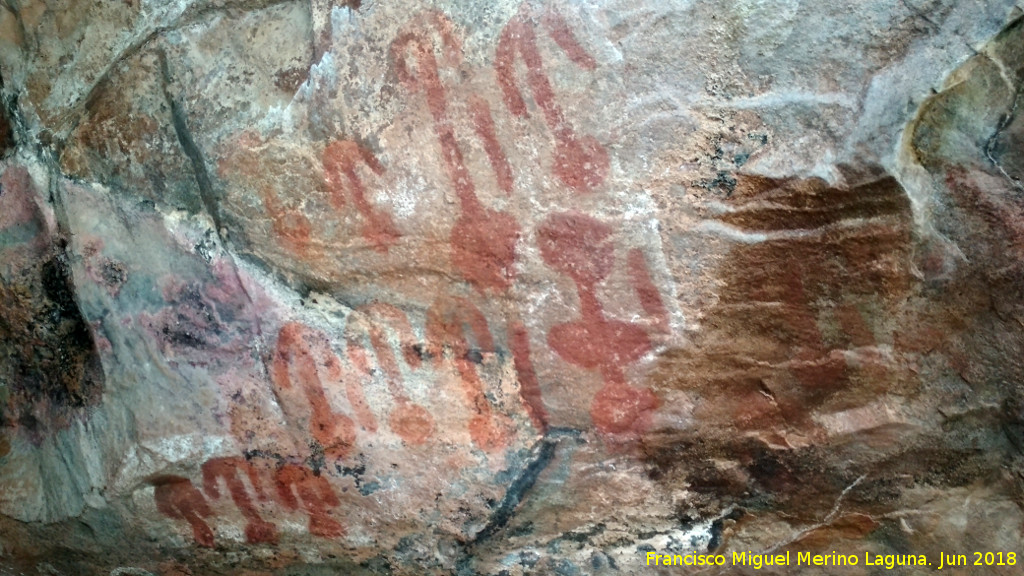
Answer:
[[1, 0, 1023, 574]]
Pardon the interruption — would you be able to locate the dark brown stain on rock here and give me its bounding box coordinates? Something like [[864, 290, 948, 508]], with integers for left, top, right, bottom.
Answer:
[[274, 67, 310, 94], [640, 171, 922, 517]]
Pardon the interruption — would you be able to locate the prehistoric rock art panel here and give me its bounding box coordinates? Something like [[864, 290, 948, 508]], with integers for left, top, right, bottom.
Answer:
[[6, 2, 681, 566]]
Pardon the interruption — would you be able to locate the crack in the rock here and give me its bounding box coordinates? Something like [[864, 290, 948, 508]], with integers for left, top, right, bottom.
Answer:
[[704, 475, 867, 575], [157, 50, 224, 235], [0, 71, 28, 158], [463, 427, 583, 558], [452, 428, 584, 574], [899, 0, 940, 32], [983, 74, 1024, 193]]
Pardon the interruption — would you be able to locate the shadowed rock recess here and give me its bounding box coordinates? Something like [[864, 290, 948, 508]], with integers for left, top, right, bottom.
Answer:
[[1, 1, 1024, 574]]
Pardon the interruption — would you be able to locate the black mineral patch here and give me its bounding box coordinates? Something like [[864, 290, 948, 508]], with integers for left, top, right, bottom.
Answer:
[[1, 249, 105, 438]]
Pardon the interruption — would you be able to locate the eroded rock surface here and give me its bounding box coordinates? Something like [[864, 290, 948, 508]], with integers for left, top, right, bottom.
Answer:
[[1, 1, 1023, 574]]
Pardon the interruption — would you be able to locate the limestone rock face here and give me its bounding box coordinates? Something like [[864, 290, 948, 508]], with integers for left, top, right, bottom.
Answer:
[[1, 1, 1023, 574]]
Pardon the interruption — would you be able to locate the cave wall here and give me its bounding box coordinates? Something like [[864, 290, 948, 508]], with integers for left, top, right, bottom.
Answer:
[[1, 1, 1023, 574]]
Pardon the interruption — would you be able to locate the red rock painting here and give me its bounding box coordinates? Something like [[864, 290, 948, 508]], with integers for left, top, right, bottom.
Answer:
[[152, 476, 215, 548], [508, 318, 548, 431], [468, 95, 515, 195], [495, 7, 608, 194], [322, 139, 400, 252], [346, 303, 434, 445], [201, 457, 278, 544], [273, 322, 371, 458], [392, 13, 520, 293], [426, 297, 514, 451], [537, 212, 659, 436], [274, 463, 345, 539]]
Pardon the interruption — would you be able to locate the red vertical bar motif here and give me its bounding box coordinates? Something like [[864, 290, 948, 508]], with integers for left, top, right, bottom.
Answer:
[[201, 457, 279, 544], [427, 296, 513, 451], [153, 476, 215, 548], [495, 8, 608, 194]]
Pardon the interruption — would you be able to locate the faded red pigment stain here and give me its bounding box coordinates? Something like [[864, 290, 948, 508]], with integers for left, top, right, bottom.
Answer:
[[217, 132, 315, 257], [627, 248, 670, 334], [835, 303, 876, 348], [495, 7, 608, 194], [346, 303, 434, 445], [946, 167, 1024, 258], [392, 14, 520, 293], [538, 212, 659, 436], [323, 139, 400, 252], [262, 187, 315, 254], [152, 476, 215, 548], [427, 296, 513, 451], [275, 463, 344, 539], [201, 457, 278, 544], [273, 322, 367, 458]]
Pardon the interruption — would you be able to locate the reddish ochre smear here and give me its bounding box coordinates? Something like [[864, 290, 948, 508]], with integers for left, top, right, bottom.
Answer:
[[392, 15, 520, 292], [627, 248, 670, 333], [153, 476, 215, 548], [538, 212, 659, 436], [495, 8, 608, 194], [273, 323, 365, 457], [323, 139, 400, 252], [346, 303, 434, 445], [201, 457, 279, 544], [427, 296, 512, 451], [274, 464, 344, 539]]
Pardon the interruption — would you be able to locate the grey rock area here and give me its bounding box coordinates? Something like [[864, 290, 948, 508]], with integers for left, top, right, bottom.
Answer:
[[1, 0, 1024, 574]]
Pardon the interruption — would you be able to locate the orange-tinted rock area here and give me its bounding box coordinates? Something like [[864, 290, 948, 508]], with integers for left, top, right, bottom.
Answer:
[[1, 1, 1024, 575]]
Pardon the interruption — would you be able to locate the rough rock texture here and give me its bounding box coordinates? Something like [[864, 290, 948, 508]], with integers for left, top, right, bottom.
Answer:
[[1, 0, 1024, 574]]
